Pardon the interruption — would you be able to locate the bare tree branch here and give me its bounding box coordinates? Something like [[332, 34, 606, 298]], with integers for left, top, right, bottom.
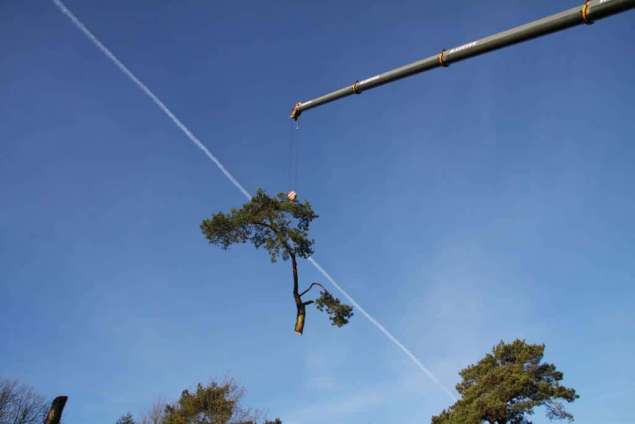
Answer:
[[299, 282, 327, 298]]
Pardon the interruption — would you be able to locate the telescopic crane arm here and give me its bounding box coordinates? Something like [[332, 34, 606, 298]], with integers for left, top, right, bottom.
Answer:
[[290, 0, 635, 120]]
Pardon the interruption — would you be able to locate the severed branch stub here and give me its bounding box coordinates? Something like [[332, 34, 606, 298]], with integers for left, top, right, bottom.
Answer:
[[200, 189, 353, 335]]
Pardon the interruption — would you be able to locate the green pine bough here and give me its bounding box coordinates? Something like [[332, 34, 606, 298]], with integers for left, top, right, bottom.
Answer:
[[200, 189, 353, 335]]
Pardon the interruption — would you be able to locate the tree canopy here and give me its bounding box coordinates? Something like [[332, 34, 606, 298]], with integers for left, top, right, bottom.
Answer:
[[162, 380, 280, 424], [200, 189, 353, 334], [431, 340, 578, 424]]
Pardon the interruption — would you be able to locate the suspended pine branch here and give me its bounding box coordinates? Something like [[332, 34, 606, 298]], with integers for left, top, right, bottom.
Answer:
[[200, 189, 353, 335]]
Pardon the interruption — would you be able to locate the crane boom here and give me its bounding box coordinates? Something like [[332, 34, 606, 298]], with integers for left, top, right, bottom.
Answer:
[[290, 0, 635, 120]]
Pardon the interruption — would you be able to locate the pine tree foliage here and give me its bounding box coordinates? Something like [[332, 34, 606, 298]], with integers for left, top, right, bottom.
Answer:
[[431, 340, 579, 424], [201, 190, 316, 261], [314, 290, 353, 327]]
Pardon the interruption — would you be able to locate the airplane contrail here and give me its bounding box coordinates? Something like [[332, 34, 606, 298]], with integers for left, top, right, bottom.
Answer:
[[51, 0, 251, 201], [308, 258, 457, 401], [52, 0, 457, 401]]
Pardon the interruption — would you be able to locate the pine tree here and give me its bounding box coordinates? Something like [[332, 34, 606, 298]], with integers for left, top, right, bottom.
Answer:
[[432, 340, 578, 423], [201, 189, 353, 335]]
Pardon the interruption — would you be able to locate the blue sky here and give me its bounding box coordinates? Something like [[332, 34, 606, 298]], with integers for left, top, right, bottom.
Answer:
[[1, 1, 634, 423]]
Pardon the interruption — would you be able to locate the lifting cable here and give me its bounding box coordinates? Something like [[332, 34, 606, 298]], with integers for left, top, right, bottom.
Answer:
[[288, 121, 300, 202]]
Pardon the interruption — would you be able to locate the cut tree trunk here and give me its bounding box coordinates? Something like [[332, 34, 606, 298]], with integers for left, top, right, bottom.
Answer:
[[294, 304, 306, 335], [44, 396, 68, 424], [291, 253, 306, 335]]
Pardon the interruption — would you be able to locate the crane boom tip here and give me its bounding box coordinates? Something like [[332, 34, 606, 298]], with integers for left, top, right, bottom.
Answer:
[[290, 102, 302, 120]]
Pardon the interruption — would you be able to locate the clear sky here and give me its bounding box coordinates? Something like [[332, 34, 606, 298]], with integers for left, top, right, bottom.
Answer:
[[1, 1, 634, 423]]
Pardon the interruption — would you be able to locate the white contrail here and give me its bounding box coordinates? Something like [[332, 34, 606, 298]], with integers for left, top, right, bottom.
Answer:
[[51, 0, 251, 201], [308, 258, 457, 401], [52, 0, 457, 401]]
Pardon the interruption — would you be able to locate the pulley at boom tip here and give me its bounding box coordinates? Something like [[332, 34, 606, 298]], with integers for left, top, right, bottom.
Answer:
[[290, 102, 302, 121]]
